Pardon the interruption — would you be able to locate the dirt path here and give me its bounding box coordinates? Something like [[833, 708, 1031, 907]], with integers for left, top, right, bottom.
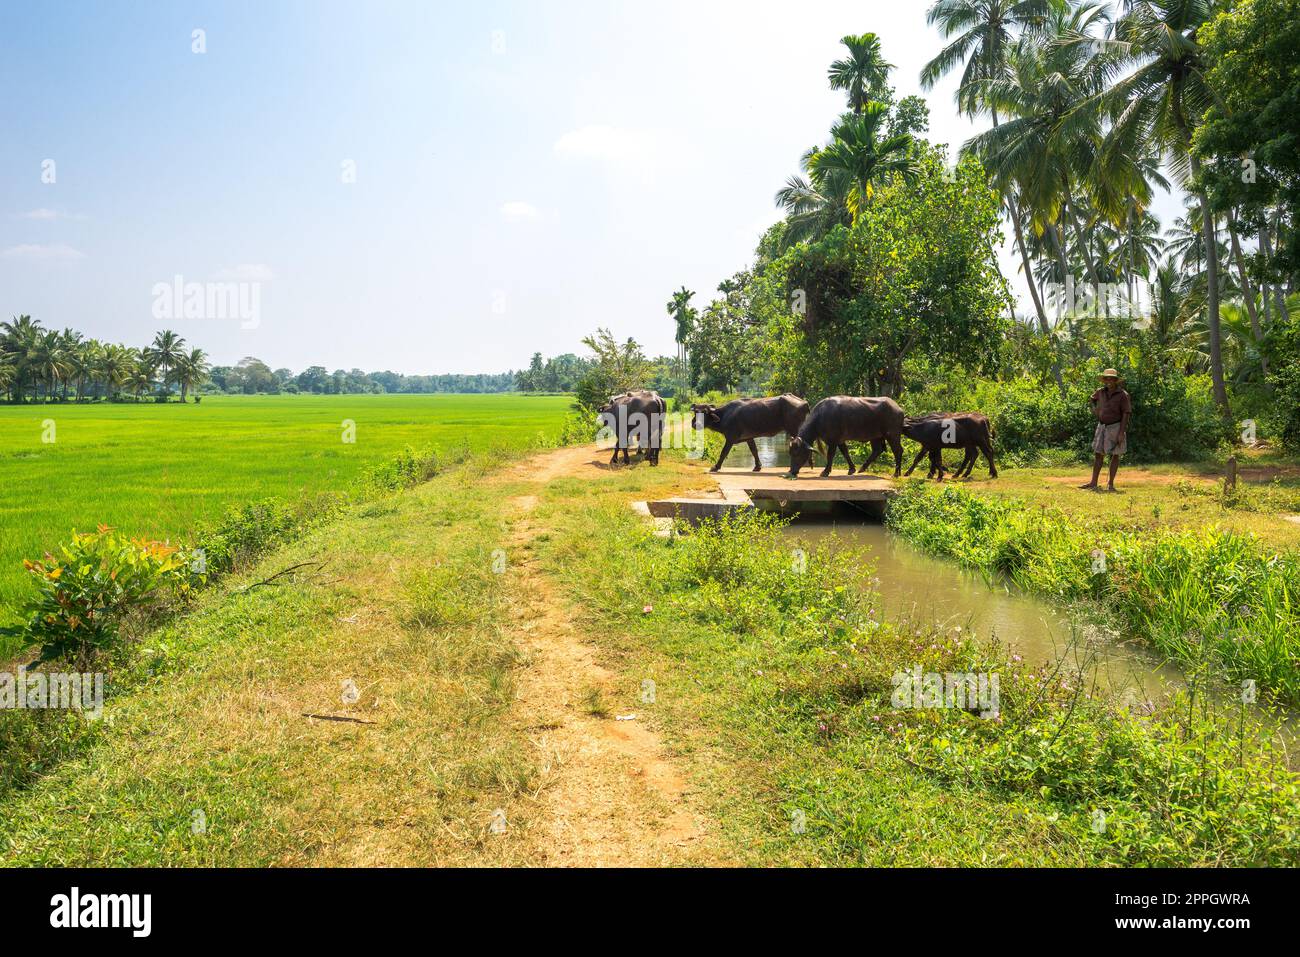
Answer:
[[491, 444, 708, 866]]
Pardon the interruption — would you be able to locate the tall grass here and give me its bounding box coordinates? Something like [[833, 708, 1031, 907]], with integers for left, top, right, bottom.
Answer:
[[887, 483, 1300, 704]]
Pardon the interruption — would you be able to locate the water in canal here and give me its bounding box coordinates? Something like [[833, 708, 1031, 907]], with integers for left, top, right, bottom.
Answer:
[[784, 517, 1184, 702]]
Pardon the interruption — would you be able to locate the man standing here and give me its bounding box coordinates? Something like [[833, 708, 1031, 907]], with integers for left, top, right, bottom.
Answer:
[[1080, 369, 1131, 492]]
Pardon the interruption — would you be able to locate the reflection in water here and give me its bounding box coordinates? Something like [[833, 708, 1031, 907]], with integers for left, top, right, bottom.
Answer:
[[721, 434, 790, 469], [786, 518, 1184, 701]]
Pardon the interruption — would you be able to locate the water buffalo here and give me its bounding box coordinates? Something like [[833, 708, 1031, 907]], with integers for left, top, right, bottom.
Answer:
[[787, 396, 905, 478], [598, 390, 666, 466], [690, 394, 810, 473], [902, 413, 997, 480]]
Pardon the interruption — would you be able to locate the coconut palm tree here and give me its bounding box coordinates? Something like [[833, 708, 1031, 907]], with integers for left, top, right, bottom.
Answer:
[[921, 0, 1052, 116], [828, 33, 895, 114], [807, 104, 919, 221], [27, 330, 69, 402], [665, 287, 696, 390], [924, 0, 1055, 346], [1, 314, 41, 402], [174, 347, 211, 402], [0, 356, 14, 402], [143, 329, 186, 400], [774, 146, 854, 249], [99, 345, 136, 400], [1099, 0, 1228, 413]]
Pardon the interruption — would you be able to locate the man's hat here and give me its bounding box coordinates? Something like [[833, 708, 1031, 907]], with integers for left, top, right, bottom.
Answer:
[[1099, 368, 1121, 379]]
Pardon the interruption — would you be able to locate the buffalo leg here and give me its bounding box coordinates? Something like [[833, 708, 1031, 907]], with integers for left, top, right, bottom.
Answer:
[[820, 443, 836, 478], [840, 444, 856, 475], [887, 434, 904, 477], [859, 439, 885, 471], [926, 448, 947, 481], [711, 440, 734, 473], [904, 447, 929, 477], [980, 438, 997, 478], [747, 439, 762, 472], [955, 447, 976, 479]]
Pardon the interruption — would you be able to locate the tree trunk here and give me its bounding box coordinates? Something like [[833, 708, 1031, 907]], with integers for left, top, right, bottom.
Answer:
[[1190, 158, 1230, 416], [1259, 218, 1291, 325], [1008, 196, 1066, 396], [1228, 210, 1268, 377]]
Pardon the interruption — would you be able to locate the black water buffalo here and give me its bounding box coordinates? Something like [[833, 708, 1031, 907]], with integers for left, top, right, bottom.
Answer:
[[690, 394, 810, 473], [787, 396, 906, 478], [598, 390, 666, 466], [902, 413, 997, 480]]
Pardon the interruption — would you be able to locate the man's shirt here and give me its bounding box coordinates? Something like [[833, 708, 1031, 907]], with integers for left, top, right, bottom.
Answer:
[[1091, 387, 1132, 425]]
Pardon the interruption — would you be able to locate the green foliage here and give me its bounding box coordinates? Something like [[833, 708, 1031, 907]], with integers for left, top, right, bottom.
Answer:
[[887, 483, 1300, 704], [573, 328, 654, 412], [900, 356, 1229, 464], [655, 511, 870, 635], [7, 527, 196, 664], [357, 445, 441, 492], [1265, 313, 1300, 449], [1197, 0, 1300, 275], [770, 148, 1012, 397], [592, 496, 1300, 865]]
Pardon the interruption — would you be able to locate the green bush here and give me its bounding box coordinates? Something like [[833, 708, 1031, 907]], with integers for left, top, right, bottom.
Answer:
[[5, 527, 197, 665], [887, 483, 1300, 703], [655, 511, 871, 637], [193, 495, 342, 577], [357, 445, 441, 492]]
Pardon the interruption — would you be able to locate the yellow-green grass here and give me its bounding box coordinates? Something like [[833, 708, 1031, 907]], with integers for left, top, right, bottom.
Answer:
[[0, 394, 571, 622], [949, 455, 1300, 552]]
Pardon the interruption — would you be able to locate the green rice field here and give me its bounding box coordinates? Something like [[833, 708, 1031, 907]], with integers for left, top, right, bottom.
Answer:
[[0, 394, 571, 622]]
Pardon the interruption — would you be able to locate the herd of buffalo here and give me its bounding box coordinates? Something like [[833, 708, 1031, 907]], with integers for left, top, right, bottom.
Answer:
[[596, 390, 997, 481]]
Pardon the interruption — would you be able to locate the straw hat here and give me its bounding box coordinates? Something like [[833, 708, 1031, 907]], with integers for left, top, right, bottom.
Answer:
[[1098, 368, 1122, 380]]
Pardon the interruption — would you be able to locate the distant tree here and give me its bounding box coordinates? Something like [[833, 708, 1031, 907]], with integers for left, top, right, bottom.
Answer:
[[175, 348, 212, 402], [574, 328, 653, 411], [143, 330, 186, 398]]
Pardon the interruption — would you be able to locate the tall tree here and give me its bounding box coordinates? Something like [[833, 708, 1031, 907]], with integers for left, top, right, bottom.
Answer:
[[807, 103, 919, 221], [828, 33, 894, 113], [665, 286, 696, 390], [144, 329, 186, 399], [1100, 0, 1230, 414], [923, 0, 1057, 377]]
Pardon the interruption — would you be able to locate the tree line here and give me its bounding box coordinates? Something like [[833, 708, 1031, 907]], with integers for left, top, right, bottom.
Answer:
[[1, 317, 210, 403], [648, 0, 1299, 454]]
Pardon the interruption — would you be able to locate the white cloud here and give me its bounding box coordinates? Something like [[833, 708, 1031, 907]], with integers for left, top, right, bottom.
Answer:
[[553, 124, 664, 163], [0, 243, 85, 261], [213, 263, 275, 281], [500, 201, 541, 221], [16, 208, 85, 221]]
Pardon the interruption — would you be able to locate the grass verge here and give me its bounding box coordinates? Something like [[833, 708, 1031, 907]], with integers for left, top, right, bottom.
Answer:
[[886, 482, 1300, 706], [533, 461, 1300, 866]]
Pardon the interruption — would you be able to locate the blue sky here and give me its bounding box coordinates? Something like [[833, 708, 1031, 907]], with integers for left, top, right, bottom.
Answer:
[[1, 0, 1174, 373]]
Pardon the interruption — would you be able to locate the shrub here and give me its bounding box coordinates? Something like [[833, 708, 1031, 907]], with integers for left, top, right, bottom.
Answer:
[[192, 496, 341, 576], [357, 445, 441, 492], [5, 526, 196, 665]]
